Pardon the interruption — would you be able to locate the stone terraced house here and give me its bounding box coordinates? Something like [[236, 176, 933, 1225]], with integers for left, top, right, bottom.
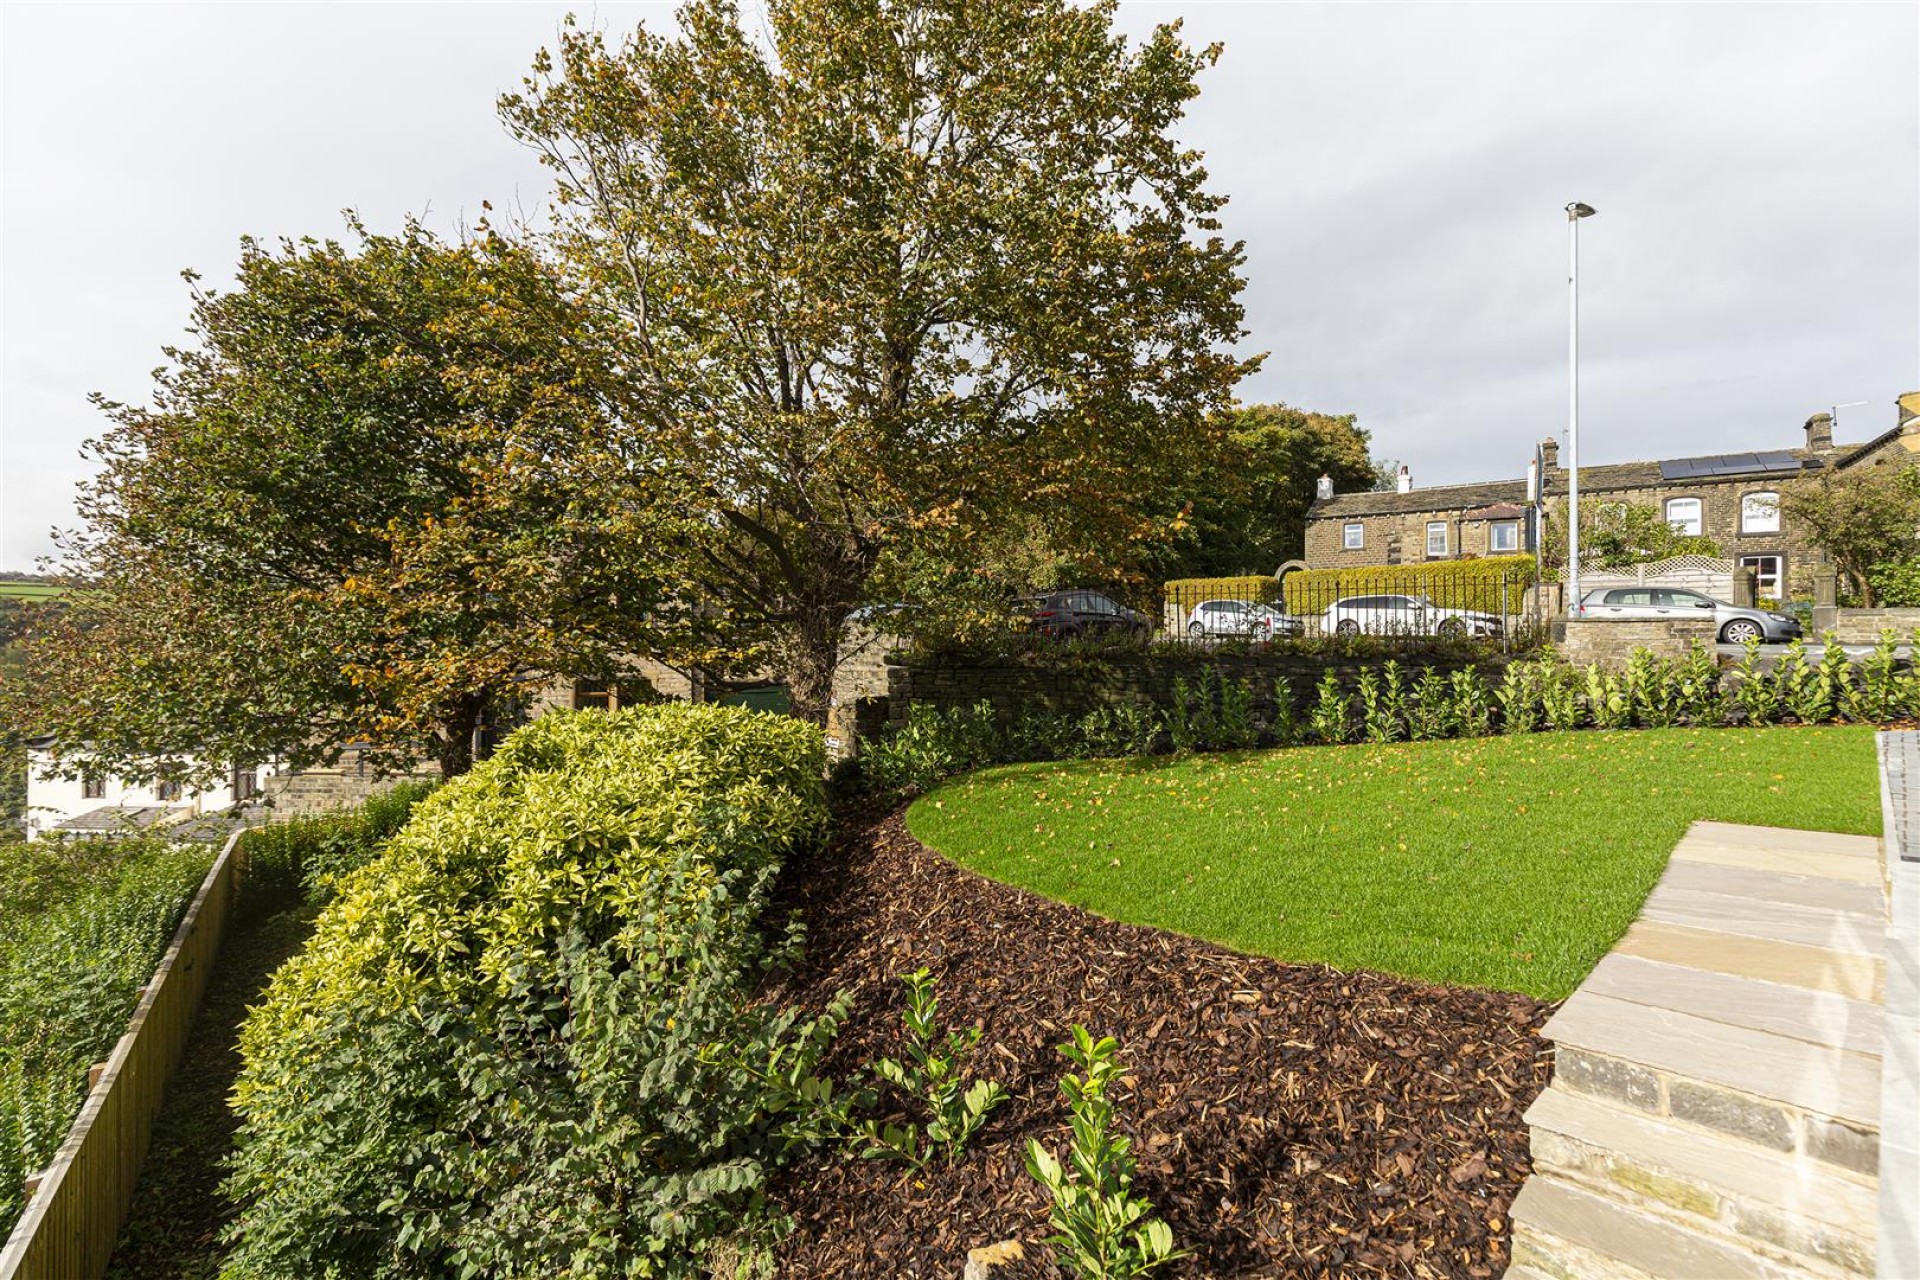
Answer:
[[1305, 392, 1920, 601]]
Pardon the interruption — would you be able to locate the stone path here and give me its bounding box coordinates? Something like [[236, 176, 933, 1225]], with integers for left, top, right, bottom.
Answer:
[[1508, 820, 1885, 1279]]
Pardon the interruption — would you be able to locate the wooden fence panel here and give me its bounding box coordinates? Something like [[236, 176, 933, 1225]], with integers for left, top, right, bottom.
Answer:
[[0, 830, 244, 1280]]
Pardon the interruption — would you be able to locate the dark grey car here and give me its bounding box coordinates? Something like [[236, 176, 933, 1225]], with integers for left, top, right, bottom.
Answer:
[[1577, 586, 1802, 644], [1027, 590, 1150, 640]]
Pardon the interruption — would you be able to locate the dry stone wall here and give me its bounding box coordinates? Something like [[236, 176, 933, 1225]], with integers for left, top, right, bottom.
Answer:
[[1560, 618, 1717, 669], [855, 648, 1510, 741]]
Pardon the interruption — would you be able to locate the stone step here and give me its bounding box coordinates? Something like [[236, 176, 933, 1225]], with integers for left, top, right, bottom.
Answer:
[[1616, 920, 1884, 1002], [1641, 886, 1887, 955], [1653, 858, 1887, 918], [1527, 1089, 1876, 1272], [1671, 833, 1883, 887], [1545, 990, 1881, 1128], [1686, 821, 1881, 860], [1582, 954, 1883, 1055], [1508, 1177, 1813, 1279]]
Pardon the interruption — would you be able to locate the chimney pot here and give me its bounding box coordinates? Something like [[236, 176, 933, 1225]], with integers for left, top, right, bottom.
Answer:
[[1396, 464, 1412, 495], [1805, 412, 1834, 453], [1315, 474, 1334, 501]]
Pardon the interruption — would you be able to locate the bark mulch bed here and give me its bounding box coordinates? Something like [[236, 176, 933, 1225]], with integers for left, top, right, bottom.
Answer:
[[766, 812, 1553, 1279]]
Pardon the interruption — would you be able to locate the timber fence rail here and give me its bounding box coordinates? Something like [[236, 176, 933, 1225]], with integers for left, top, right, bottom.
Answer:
[[0, 829, 246, 1280]]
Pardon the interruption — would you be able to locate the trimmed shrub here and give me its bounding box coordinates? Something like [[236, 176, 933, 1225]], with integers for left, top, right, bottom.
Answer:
[[1162, 575, 1280, 607], [223, 705, 846, 1279], [1281, 555, 1536, 616]]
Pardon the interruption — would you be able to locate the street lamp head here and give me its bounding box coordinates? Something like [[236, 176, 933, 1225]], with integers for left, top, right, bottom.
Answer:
[[1567, 201, 1597, 219]]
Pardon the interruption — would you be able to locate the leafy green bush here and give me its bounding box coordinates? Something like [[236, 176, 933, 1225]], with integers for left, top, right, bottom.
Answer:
[[1308, 670, 1353, 745], [1449, 667, 1496, 737], [860, 968, 1007, 1168], [1847, 632, 1904, 723], [1867, 560, 1920, 607], [1, 838, 213, 1237], [1025, 1027, 1183, 1279], [223, 705, 846, 1279], [240, 780, 434, 905]]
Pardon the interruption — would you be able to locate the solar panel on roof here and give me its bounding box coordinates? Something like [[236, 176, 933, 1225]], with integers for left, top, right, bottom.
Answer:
[[1659, 451, 1801, 481]]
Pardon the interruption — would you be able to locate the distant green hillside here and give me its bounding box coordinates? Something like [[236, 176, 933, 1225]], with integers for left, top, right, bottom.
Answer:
[[0, 582, 62, 601]]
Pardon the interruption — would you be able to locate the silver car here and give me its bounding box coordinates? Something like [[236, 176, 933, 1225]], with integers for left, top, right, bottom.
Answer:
[[1577, 586, 1801, 644]]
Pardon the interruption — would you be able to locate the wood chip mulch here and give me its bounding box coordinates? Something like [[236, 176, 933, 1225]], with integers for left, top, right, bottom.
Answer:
[[764, 812, 1553, 1279]]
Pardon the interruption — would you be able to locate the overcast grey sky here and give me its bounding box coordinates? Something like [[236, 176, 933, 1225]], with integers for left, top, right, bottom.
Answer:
[[2, 1, 1915, 568]]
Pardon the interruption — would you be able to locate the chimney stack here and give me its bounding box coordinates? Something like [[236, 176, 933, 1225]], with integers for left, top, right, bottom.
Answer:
[[1396, 464, 1412, 495], [1315, 474, 1334, 501], [1805, 412, 1834, 453], [1541, 438, 1560, 470]]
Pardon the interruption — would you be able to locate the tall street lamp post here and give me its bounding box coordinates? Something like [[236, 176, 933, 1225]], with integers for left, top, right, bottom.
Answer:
[[1565, 201, 1596, 615]]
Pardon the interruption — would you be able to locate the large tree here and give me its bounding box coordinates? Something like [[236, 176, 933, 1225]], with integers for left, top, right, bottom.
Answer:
[[7, 221, 683, 781], [1161, 402, 1380, 578], [502, 0, 1257, 722], [1779, 461, 1920, 605]]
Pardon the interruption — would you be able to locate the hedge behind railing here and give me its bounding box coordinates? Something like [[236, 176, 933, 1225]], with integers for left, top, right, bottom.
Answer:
[[1282, 555, 1537, 615]]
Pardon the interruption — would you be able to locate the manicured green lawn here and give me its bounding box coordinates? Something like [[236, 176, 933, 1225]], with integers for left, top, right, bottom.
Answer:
[[906, 726, 1881, 1001]]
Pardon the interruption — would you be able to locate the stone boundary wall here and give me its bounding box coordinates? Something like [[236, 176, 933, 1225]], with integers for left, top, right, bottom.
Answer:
[[1830, 608, 1920, 645], [1560, 618, 1717, 669], [854, 649, 1510, 741]]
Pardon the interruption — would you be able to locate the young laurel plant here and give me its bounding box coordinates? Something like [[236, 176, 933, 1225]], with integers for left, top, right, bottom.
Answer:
[[1026, 1027, 1184, 1279], [861, 968, 1007, 1168]]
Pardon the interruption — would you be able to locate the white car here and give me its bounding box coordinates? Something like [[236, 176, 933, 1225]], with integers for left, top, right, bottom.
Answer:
[[1320, 593, 1504, 638], [1186, 599, 1305, 639]]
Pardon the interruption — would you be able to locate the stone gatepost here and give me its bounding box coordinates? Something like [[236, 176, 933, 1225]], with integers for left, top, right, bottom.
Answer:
[[1812, 565, 1839, 635], [1729, 564, 1757, 609]]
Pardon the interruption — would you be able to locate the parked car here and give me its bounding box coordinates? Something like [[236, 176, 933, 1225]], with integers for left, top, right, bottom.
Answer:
[[1577, 586, 1801, 644], [1320, 593, 1505, 638], [1026, 590, 1150, 639], [1186, 599, 1306, 639]]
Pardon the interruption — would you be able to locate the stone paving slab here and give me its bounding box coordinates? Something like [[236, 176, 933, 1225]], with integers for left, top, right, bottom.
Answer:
[[1527, 1087, 1879, 1235], [1653, 859, 1887, 917], [1617, 920, 1885, 1002], [1687, 821, 1882, 859], [1583, 954, 1883, 1056], [1544, 991, 1881, 1127], [1672, 838, 1885, 886], [1641, 886, 1888, 955]]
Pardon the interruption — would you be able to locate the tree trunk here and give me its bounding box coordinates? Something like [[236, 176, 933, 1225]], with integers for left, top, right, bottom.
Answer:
[[431, 692, 490, 778], [783, 623, 840, 728]]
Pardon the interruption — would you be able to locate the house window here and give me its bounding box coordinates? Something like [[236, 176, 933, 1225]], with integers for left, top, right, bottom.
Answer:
[[82, 775, 106, 800], [1342, 522, 1364, 550], [573, 680, 619, 711], [1426, 521, 1448, 558], [1665, 497, 1703, 536], [233, 765, 260, 801], [1741, 491, 1780, 534], [1740, 555, 1783, 599], [156, 779, 182, 803], [1490, 520, 1520, 553]]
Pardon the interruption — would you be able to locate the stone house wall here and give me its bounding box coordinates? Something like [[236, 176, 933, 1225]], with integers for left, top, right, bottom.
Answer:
[[1304, 498, 1527, 568]]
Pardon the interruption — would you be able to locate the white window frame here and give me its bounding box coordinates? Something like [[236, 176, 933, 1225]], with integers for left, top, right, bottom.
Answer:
[[1426, 521, 1448, 558], [1342, 522, 1364, 550], [1490, 520, 1520, 553], [1664, 497, 1703, 537], [1741, 491, 1780, 534], [1740, 554, 1784, 598]]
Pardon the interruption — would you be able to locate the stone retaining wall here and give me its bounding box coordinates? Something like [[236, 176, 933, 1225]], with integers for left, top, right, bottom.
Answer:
[[1560, 617, 1717, 669], [1830, 608, 1920, 645], [855, 648, 1510, 741]]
